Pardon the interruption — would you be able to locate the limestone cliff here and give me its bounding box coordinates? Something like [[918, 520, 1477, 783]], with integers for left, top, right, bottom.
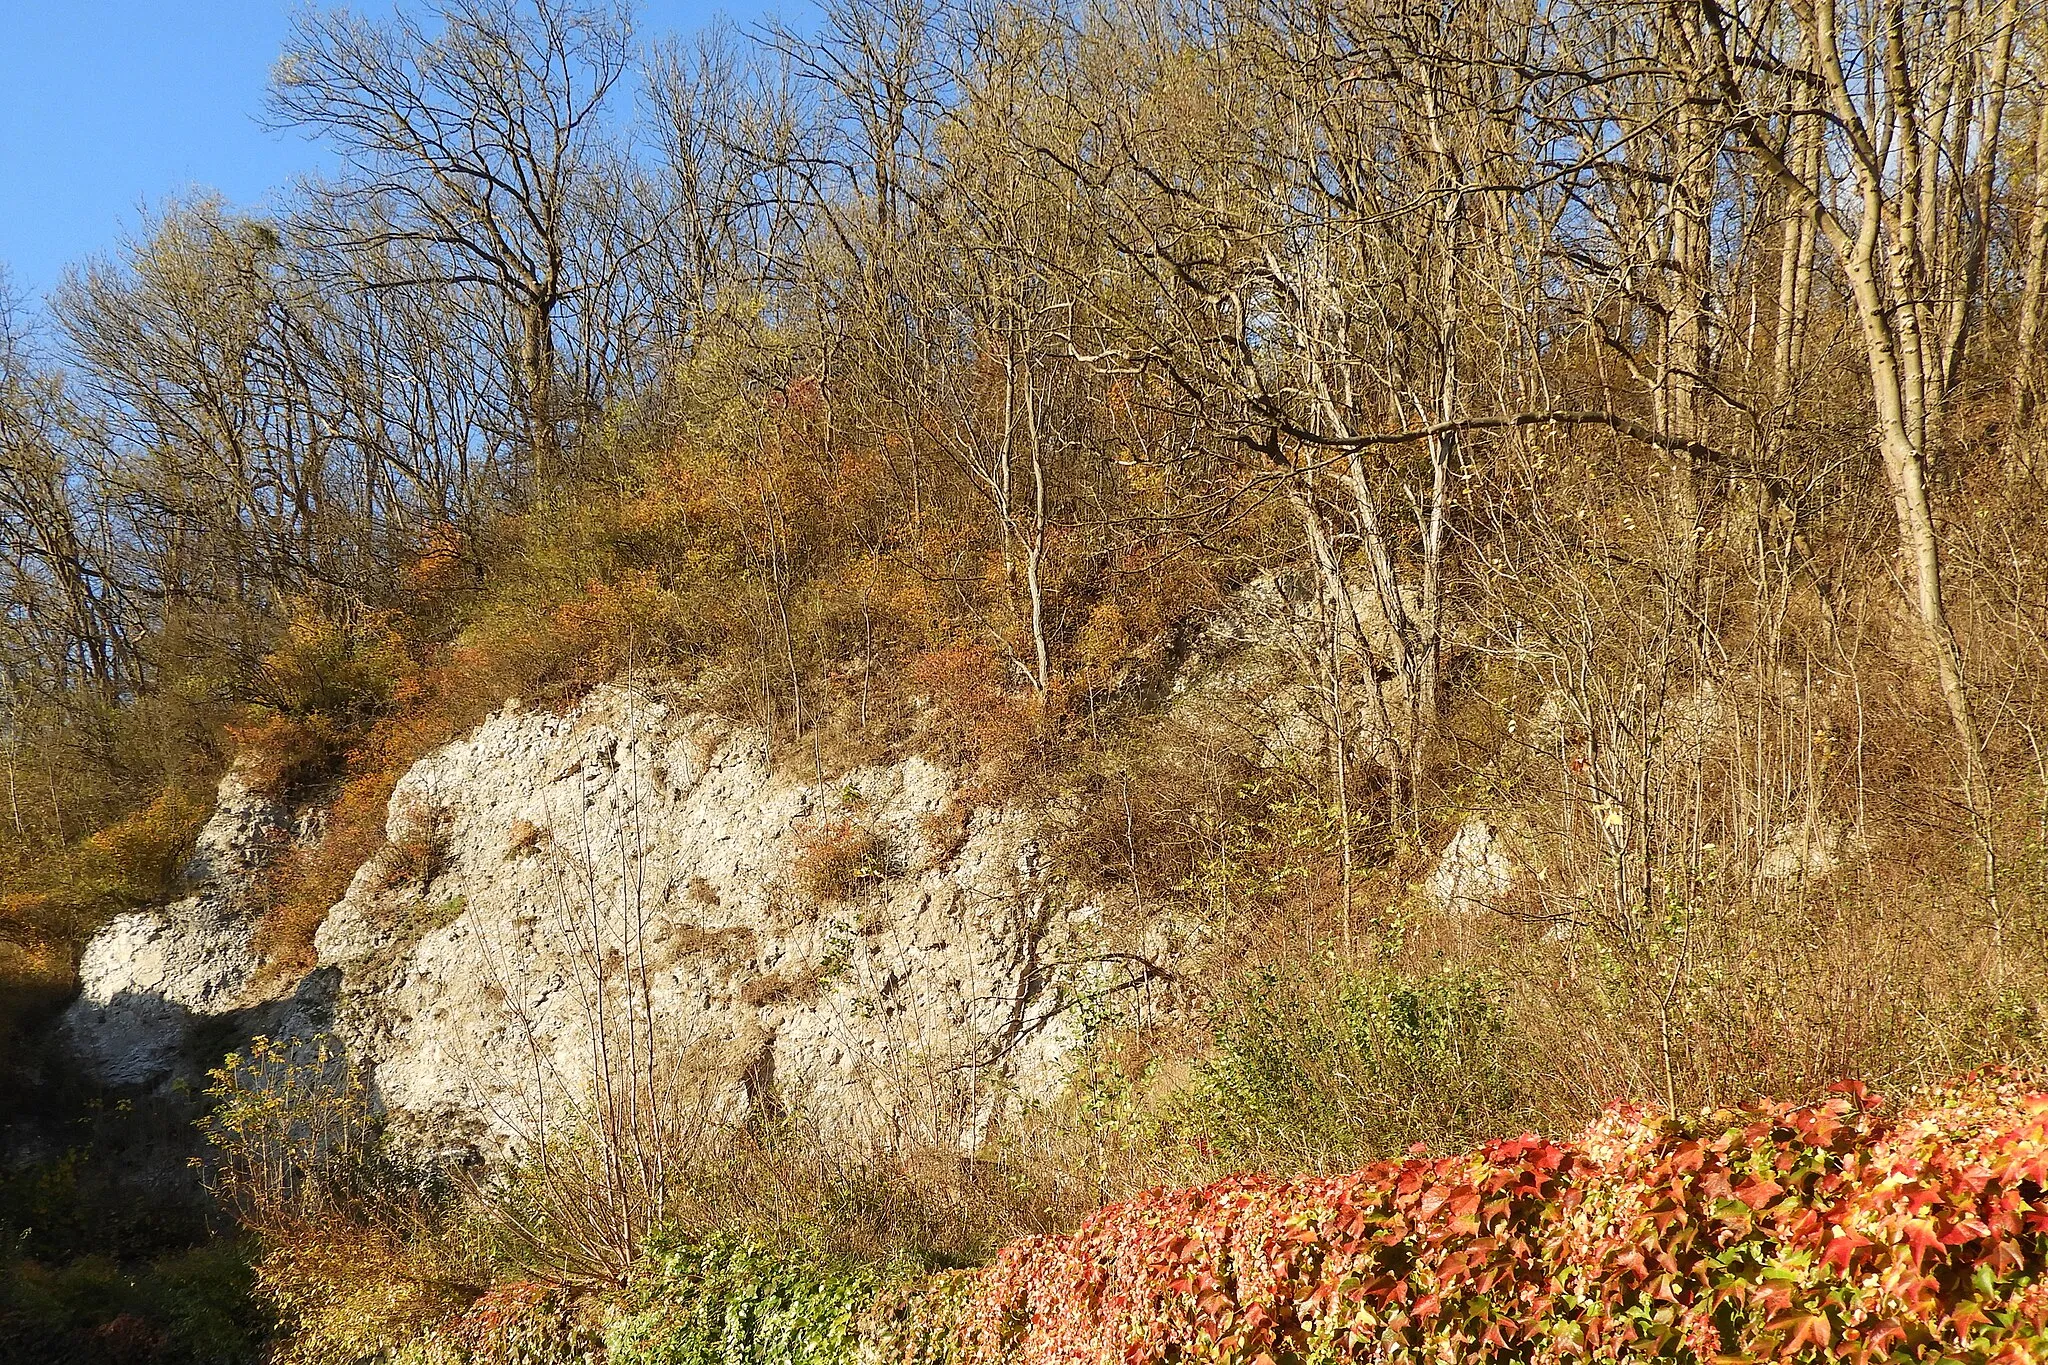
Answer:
[[62, 686, 1086, 1159], [62, 774, 328, 1093]]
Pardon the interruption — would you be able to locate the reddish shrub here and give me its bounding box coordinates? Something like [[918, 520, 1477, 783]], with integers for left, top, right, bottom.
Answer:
[[226, 711, 342, 797], [791, 818, 890, 904], [871, 1071, 2048, 1363]]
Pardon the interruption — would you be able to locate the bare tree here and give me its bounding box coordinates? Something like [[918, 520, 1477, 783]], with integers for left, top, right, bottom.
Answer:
[[0, 280, 127, 697], [269, 0, 636, 487], [1693, 0, 2005, 827]]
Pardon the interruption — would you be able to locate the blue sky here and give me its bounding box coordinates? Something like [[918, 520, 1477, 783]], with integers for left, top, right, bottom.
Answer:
[[0, 1, 783, 303]]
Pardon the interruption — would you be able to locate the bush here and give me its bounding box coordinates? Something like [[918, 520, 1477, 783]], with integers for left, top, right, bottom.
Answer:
[[202, 1041, 485, 1365], [605, 1234, 889, 1365], [132, 1241, 272, 1365], [0, 939, 83, 1087], [1176, 960, 1524, 1170], [226, 712, 344, 799], [198, 1035, 377, 1232], [790, 819, 891, 904], [2, 782, 214, 944], [0, 1239, 268, 1365], [410, 1280, 602, 1365], [901, 1072, 2048, 1364], [0, 781, 213, 1079], [1, 781, 211, 946], [254, 1218, 486, 1365], [251, 605, 407, 722], [374, 796, 454, 892]]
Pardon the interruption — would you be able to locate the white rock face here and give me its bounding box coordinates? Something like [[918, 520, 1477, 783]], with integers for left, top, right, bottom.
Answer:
[[61, 774, 288, 1088], [1756, 818, 1844, 882], [313, 686, 1084, 1158], [59, 687, 1093, 1155], [182, 772, 291, 887], [1428, 818, 1518, 914]]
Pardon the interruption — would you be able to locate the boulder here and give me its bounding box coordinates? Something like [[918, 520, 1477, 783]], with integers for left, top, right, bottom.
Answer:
[[1755, 818, 1844, 882], [1427, 818, 1518, 914]]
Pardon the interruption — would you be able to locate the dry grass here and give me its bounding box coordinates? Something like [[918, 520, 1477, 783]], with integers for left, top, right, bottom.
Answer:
[[738, 966, 830, 1008], [503, 819, 547, 860], [224, 713, 343, 800], [370, 796, 453, 893], [789, 819, 891, 905]]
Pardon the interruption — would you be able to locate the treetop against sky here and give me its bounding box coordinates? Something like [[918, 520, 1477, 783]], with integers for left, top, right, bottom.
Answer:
[[0, 0, 796, 302]]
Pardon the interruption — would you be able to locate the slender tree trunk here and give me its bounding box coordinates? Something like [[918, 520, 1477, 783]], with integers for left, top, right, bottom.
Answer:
[[2012, 96, 2048, 429], [1285, 478, 1402, 793], [1018, 346, 1051, 697], [523, 298, 558, 489], [1703, 0, 1982, 777], [1662, 52, 1712, 562], [1940, 0, 2015, 389]]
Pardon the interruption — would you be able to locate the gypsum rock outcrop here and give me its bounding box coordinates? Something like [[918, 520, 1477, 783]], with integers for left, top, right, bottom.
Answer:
[[309, 685, 1085, 1158]]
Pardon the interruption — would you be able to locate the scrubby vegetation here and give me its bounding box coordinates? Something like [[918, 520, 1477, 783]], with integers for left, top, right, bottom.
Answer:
[[180, 1071, 2048, 1363], [12, 0, 2048, 1356], [0, 1149, 270, 1364]]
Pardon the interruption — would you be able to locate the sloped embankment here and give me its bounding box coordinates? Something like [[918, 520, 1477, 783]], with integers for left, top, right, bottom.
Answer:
[[577, 1073, 2048, 1363]]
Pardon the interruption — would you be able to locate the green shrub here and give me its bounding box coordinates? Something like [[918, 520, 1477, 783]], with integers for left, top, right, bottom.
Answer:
[[605, 1233, 889, 1365], [861, 1270, 980, 1365], [0, 1239, 268, 1365], [1177, 960, 1524, 1169], [133, 1240, 272, 1363], [198, 1034, 378, 1231], [251, 605, 407, 721]]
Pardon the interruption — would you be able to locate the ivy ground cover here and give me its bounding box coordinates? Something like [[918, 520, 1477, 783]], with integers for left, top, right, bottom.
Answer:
[[858, 1073, 2048, 1364]]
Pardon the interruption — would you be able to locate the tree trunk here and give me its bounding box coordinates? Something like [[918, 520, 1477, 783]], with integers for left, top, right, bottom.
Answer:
[[2012, 96, 2048, 430], [523, 298, 558, 489]]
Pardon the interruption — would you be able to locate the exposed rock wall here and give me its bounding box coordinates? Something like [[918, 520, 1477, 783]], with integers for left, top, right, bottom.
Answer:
[[317, 686, 1080, 1156], [63, 686, 1086, 1160], [61, 774, 313, 1090]]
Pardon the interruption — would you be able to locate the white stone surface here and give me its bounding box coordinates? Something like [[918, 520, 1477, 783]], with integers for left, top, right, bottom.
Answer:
[[61, 689, 1093, 1153], [1755, 818, 1844, 882], [181, 772, 290, 888], [60, 774, 287, 1087], [1428, 818, 1517, 914], [311, 686, 1082, 1157]]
